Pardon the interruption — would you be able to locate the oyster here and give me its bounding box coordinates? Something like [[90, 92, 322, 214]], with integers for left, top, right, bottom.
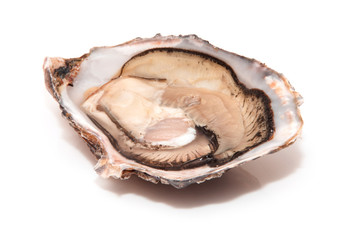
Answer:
[[44, 35, 303, 188]]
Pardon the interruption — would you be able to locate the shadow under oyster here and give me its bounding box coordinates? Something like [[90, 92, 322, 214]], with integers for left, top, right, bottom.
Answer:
[[44, 34, 303, 188]]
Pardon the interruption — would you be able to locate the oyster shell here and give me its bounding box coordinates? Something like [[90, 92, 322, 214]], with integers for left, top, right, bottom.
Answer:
[[44, 34, 303, 188]]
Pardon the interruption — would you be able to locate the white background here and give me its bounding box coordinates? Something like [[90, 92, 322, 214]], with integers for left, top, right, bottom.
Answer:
[[1, 0, 359, 239]]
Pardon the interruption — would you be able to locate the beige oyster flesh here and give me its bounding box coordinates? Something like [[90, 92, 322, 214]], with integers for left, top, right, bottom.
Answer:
[[44, 35, 303, 188]]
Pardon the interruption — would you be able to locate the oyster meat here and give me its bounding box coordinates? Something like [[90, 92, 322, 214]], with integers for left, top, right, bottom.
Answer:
[[44, 35, 303, 188]]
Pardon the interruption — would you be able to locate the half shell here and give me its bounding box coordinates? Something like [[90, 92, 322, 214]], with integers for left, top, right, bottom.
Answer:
[[44, 34, 303, 188]]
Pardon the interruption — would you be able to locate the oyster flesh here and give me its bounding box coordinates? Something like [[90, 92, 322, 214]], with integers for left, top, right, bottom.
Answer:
[[44, 35, 303, 188]]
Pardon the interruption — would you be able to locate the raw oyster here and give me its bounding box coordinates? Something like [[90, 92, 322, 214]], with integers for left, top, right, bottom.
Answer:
[[44, 34, 303, 188]]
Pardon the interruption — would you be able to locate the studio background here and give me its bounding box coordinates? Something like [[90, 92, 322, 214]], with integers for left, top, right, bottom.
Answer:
[[1, 1, 359, 239]]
